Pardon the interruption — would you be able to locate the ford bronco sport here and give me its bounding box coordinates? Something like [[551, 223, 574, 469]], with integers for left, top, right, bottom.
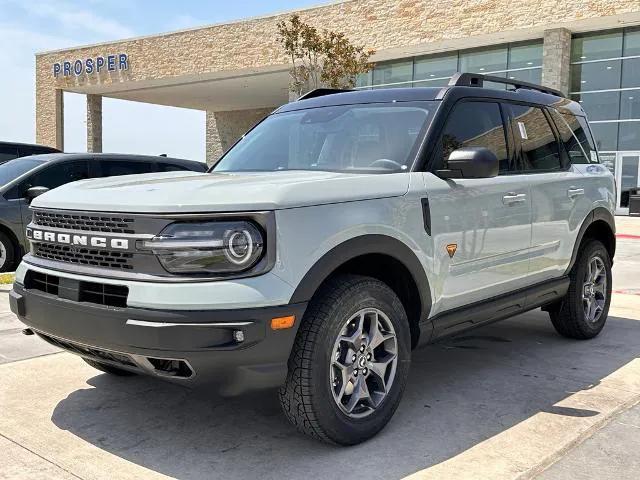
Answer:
[[11, 73, 616, 445]]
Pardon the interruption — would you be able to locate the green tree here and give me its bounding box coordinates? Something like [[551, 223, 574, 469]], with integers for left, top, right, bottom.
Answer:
[[276, 14, 374, 97]]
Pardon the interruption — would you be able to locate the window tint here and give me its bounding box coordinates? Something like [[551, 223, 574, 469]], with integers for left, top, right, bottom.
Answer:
[[0, 145, 18, 163], [510, 105, 561, 172], [0, 158, 46, 186], [440, 101, 510, 173], [550, 110, 599, 164], [98, 160, 153, 177], [157, 163, 190, 172], [6, 161, 89, 199]]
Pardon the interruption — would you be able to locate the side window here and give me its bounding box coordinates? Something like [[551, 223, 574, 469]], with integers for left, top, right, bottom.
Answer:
[[510, 105, 562, 172], [439, 101, 511, 173], [6, 161, 90, 199], [28, 161, 89, 190], [549, 109, 597, 164], [97, 160, 153, 177], [0, 145, 18, 163]]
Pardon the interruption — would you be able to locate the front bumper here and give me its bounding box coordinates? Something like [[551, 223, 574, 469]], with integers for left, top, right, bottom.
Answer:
[[10, 282, 307, 396]]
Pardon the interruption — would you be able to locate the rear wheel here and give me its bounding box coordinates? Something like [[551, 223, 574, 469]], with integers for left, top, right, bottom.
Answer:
[[549, 240, 612, 339], [0, 231, 16, 273], [279, 274, 411, 445], [83, 358, 137, 376]]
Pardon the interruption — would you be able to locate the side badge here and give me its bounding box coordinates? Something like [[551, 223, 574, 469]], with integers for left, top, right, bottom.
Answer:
[[446, 244, 457, 258]]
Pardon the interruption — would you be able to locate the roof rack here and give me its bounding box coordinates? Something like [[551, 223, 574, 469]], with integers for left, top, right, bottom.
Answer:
[[447, 72, 565, 98], [297, 88, 352, 100]]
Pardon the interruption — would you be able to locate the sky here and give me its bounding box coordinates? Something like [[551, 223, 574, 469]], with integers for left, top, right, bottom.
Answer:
[[0, 0, 324, 161]]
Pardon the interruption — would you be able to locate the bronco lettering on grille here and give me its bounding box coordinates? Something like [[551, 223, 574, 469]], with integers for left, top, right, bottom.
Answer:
[[26, 228, 129, 250]]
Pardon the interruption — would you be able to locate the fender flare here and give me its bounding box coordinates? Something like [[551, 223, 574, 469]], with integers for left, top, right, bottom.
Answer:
[[289, 234, 432, 320], [565, 207, 616, 274]]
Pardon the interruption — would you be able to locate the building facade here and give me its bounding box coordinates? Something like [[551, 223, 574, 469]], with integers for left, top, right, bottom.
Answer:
[[35, 0, 640, 213]]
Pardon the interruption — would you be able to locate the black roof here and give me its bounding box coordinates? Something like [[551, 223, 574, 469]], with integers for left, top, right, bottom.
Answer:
[[0, 141, 60, 151], [277, 74, 584, 117], [18, 152, 205, 167]]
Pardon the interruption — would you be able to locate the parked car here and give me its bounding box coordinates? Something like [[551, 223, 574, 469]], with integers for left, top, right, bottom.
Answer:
[[0, 141, 60, 164], [0, 153, 207, 271], [11, 73, 615, 445]]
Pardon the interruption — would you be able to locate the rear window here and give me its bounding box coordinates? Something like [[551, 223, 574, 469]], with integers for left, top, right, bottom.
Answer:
[[550, 109, 599, 164], [97, 160, 153, 177]]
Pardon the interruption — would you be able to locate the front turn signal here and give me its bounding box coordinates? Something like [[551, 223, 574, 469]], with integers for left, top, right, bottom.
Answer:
[[271, 315, 295, 330]]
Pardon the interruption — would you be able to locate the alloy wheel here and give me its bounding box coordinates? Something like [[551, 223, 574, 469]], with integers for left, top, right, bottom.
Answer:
[[583, 255, 606, 323]]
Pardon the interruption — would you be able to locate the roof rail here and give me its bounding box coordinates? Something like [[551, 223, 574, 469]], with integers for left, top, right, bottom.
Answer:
[[297, 88, 352, 101], [448, 72, 565, 98]]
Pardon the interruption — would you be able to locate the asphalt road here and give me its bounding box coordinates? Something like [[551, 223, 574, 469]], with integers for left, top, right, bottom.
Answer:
[[1, 225, 639, 480]]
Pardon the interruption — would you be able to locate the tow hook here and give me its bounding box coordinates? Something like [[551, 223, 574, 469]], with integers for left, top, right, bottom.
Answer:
[[22, 328, 34, 336]]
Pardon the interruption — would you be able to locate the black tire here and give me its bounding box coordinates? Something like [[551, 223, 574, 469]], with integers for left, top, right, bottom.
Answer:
[[83, 358, 137, 376], [0, 231, 16, 273], [279, 274, 411, 445], [549, 239, 612, 339]]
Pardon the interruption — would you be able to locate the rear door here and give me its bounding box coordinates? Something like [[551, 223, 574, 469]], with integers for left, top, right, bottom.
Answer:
[[423, 99, 533, 315], [507, 103, 591, 284]]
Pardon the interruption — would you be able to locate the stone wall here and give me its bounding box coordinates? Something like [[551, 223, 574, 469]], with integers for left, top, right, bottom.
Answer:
[[35, 0, 640, 148], [205, 107, 275, 165]]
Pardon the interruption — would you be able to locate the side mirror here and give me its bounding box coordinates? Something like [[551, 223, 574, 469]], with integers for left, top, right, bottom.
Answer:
[[436, 147, 499, 179], [25, 186, 49, 202]]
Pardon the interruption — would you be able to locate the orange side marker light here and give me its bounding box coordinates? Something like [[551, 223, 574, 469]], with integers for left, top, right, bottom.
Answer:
[[271, 315, 295, 330]]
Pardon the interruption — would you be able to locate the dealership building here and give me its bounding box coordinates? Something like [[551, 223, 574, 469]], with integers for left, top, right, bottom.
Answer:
[[35, 0, 640, 213]]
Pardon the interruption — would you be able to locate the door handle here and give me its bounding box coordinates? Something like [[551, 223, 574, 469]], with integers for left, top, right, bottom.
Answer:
[[567, 187, 585, 198], [502, 192, 527, 205]]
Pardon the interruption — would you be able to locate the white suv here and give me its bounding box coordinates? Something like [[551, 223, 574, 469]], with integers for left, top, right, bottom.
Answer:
[[11, 73, 616, 445]]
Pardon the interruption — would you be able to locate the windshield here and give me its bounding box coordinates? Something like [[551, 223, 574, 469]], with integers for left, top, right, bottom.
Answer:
[[213, 102, 436, 174], [0, 157, 46, 186]]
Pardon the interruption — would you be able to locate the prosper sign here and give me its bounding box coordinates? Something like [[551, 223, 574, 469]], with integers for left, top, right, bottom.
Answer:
[[53, 53, 128, 78]]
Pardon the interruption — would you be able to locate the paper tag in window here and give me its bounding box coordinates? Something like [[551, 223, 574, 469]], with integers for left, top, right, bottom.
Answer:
[[518, 122, 528, 140]]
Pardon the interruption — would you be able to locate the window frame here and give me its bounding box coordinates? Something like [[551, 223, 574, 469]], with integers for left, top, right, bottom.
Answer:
[[503, 101, 567, 174], [5, 160, 90, 199], [427, 98, 516, 175]]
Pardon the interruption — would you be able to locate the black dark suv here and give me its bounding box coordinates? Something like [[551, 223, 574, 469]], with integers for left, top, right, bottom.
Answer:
[[0, 141, 60, 164]]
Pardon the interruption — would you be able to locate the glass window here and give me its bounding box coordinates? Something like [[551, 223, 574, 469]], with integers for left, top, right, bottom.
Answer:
[[618, 122, 640, 150], [413, 54, 457, 86], [550, 110, 596, 164], [590, 123, 619, 151], [157, 163, 190, 172], [439, 101, 510, 173], [571, 31, 623, 62], [510, 104, 561, 172], [620, 92, 640, 120], [0, 158, 45, 186], [215, 103, 435, 174], [6, 161, 90, 199], [506, 68, 542, 86], [599, 153, 616, 175], [570, 92, 620, 121], [459, 47, 508, 74], [98, 160, 153, 177], [508, 42, 543, 69], [372, 60, 413, 87], [570, 60, 622, 92], [356, 71, 372, 88], [0, 145, 18, 163], [619, 156, 640, 208], [623, 27, 640, 56], [621, 58, 640, 88]]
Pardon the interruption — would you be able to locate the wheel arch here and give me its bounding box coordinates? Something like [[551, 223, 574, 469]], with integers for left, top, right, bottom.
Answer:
[[566, 207, 616, 274], [289, 235, 432, 348]]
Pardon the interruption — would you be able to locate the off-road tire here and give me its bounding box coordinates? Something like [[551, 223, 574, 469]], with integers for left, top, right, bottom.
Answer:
[[83, 358, 137, 376], [279, 274, 411, 445], [0, 231, 16, 273], [549, 239, 612, 339]]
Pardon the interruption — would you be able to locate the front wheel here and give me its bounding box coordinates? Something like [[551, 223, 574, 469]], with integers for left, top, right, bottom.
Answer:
[[549, 239, 612, 339], [279, 274, 411, 445], [0, 231, 16, 273]]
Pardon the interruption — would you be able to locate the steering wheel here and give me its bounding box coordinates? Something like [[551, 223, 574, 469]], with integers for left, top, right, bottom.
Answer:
[[368, 158, 404, 170]]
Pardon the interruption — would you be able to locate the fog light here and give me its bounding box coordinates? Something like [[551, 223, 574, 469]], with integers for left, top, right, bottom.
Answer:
[[233, 330, 245, 343]]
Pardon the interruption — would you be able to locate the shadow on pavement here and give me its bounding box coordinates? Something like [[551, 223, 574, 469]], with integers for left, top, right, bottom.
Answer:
[[50, 310, 640, 480]]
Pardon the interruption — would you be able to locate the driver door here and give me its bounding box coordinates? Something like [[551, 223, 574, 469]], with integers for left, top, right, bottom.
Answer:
[[423, 100, 533, 315]]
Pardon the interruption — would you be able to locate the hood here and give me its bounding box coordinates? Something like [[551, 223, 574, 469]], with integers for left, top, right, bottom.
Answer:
[[31, 170, 410, 213]]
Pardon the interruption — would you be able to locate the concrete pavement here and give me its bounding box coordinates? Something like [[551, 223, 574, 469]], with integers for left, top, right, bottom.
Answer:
[[1, 217, 639, 480]]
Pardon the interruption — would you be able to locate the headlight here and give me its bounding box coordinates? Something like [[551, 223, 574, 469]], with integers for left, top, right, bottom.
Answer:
[[140, 221, 264, 274]]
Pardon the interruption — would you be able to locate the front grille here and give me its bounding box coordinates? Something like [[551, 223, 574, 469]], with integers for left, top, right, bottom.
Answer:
[[37, 333, 137, 367], [33, 211, 135, 234], [24, 271, 129, 308], [33, 243, 134, 270], [79, 281, 128, 308]]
